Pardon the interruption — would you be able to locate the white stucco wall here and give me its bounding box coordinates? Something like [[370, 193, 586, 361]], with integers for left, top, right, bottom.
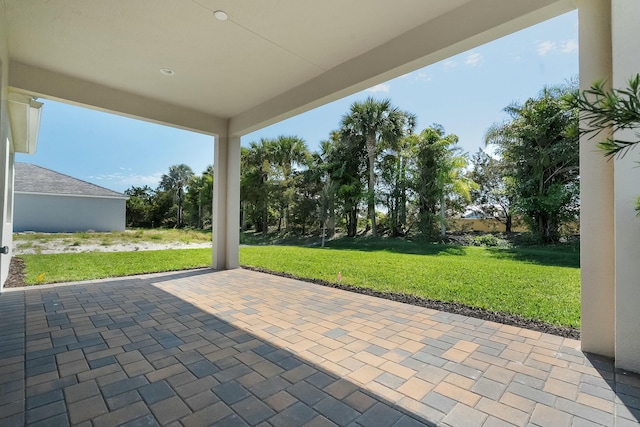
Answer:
[[612, 0, 640, 373], [14, 193, 126, 233], [0, 13, 14, 289]]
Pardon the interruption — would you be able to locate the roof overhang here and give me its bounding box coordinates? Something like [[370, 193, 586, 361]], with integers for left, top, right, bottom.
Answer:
[[7, 91, 43, 154], [3, 0, 576, 139], [15, 191, 128, 201]]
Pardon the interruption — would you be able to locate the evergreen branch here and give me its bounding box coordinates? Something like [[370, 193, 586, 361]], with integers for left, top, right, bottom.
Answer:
[[574, 74, 640, 158]]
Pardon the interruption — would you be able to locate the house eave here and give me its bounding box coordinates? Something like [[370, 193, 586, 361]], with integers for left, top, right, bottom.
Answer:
[[7, 91, 43, 154], [14, 191, 128, 200]]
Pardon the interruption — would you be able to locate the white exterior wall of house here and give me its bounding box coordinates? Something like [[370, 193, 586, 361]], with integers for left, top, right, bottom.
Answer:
[[0, 14, 15, 288], [610, 0, 640, 373], [14, 193, 126, 233]]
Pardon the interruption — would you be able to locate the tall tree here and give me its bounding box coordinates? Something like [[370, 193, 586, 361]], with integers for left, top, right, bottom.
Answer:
[[408, 125, 465, 238], [241, 139, 274, 234], [379, 133, 415, 236], [325, 130, 367, 237], [486, 84, 579, 241], [468, 149, 515, 232], [185, 166, 213, 229], [436, 146, 475, 237], [340, 97, 416, 237], [269, 135, 309, 231], [159, 164, 194, 228], [317, 138, 338, 238], [124, 185, 155, 227], [291, 156, 322, 235]]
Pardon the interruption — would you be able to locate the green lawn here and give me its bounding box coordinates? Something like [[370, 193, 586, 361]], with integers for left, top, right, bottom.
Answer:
[[18, 238, 580, 327], [20, 249, 212, 284]]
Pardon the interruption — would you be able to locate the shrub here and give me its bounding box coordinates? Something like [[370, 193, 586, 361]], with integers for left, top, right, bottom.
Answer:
[[471, 234, 510, 247]]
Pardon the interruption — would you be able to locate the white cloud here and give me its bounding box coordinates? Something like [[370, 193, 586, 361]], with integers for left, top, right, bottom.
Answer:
[[87, 171, 162, 190], [465, 52, 483, 67], [366, 83, 391, 93], [537, 40, 557, 56], [415, 72, 431, 82], [560, 39, 578, 53], [537, 39, 577, 56], [443, 60, 457, 70]]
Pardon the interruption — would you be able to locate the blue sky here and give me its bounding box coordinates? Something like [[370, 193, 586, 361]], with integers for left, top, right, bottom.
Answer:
[[17, 10, 578, 194]]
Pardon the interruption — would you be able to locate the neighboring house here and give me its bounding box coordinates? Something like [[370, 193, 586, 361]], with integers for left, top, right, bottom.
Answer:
[[461, 206, 492, 220], [14, 163, 128, 233], [452, 205, 527, 233]]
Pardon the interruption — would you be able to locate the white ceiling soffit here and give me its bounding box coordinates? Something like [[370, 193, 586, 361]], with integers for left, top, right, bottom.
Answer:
[[7, 91, 43, 154], [3, 0, 574, 136]]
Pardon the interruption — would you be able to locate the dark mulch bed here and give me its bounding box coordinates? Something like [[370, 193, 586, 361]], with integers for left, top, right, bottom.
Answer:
[[5, 257, 27, 288], [242, 265, 580, 340]]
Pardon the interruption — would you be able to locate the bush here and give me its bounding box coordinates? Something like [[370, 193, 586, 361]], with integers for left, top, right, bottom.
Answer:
[[471, 234, 510, 248]]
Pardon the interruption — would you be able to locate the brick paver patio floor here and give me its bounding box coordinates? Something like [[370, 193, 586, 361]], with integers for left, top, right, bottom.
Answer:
[[1, 268, 639, 426]]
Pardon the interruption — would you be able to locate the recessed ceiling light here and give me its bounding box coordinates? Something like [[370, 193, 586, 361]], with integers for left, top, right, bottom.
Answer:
[[160, 68, 175, 76], [213, 10, 228, 21]]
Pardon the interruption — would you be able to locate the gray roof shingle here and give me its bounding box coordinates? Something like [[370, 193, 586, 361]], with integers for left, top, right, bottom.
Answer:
[[15, 163, 127, 198]]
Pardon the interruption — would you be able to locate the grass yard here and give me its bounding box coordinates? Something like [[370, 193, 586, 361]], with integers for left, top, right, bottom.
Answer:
[[239, 240, 580, 328], [20, 249, 212, 284]]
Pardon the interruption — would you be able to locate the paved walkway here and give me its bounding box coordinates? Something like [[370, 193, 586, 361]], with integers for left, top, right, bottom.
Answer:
[[0, 269, 639, 426]]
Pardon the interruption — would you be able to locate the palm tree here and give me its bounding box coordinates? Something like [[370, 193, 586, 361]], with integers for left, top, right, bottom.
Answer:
[[436, 147, 475, 237], [340, 97, 415, 237], [269, 136, 309, 231], [318, 137, 338, 237], [159, 164, 194, 228], [241, 139, 274, 234]]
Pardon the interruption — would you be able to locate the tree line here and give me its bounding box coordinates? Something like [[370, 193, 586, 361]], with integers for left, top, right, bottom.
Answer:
[[126, 82, 580, 243], [125, 164, 213, 229]]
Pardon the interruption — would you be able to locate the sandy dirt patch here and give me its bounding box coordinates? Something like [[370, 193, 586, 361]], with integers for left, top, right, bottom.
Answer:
[[13, 239, 211, 255]]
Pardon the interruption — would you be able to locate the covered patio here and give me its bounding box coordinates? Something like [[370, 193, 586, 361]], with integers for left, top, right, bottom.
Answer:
[[1, 269, 638, 426], [2, 0, 640, 424]]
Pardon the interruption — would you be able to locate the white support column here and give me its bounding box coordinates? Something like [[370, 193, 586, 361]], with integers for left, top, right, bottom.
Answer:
[[225, 136, 240, 269], [576, 0, 615, 358], [212, 134, 240, 270], [611, 0, 640, 373]]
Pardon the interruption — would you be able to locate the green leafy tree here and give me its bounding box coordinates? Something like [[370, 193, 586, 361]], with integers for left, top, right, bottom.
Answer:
[[379, 134, 415, 236], [269, 135, 309, 232], [291, 157, 322, 235], [468, 149, 515, 232], [149, 190, 177, 228], [340, 97, 416, 237], [437, 147, 476, 237], [159, 164, 195, 228], [241, 139, 274, 234], [407, 125, 465, 238], [124, 185, 155, 227], [185, 166, 213, 229], [325, 130, 367, 237], [316, 139, 338, 238], [486, 84, 579, 241]]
